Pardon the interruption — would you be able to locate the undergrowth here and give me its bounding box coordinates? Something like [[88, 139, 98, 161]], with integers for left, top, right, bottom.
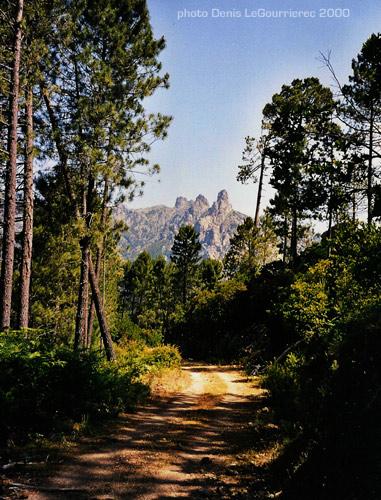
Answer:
[[0, 330, 181, 449]]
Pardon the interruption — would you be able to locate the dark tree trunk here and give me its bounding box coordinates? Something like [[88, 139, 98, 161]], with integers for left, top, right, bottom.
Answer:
[[327, 174, 334, 258], [291, 206, 298, 266], [0, 0, 24, 329], [87, 177, 109, 347], [86, 243, 102, 348], [74, 237, 90, 349], [75, 170, 94, 349], [367, 106, 374, 225], [182, 269, 187, 305], [18, 87, 34, 329], [88, 255, 116, 361], [328, 205, 333, 257], [282, 215, 288, 264], [254, 152, 266, 227]]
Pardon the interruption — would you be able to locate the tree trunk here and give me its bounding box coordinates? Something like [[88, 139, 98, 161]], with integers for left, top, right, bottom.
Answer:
[[182, 269, 187, 305], [86, 244, 102, 347], [75, 167, 96, 349], [0, 0, 24, 329], [282, 215, 288, 264], [18, 87, 34, 329], [291, 206, 298, 265], [74, 160, 90, 349], [352, 191, 356, 222], [88, 254, 116, 361], [367, 105, 374, 225], [327, 204, 333, 258], [254, 152, 266, 227], [87, 177, 109, 347], [74, 237, 90, 349]]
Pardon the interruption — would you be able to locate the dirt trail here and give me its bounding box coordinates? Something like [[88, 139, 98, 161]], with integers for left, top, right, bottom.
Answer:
[[24, 364, 264, 500]]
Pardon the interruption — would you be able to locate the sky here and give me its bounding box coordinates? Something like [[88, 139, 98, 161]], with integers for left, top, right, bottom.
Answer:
[[129, 0, 381, 218]]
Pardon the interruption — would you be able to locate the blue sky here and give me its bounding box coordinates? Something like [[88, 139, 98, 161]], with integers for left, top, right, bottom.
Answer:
[[130, 0, 381, 218]]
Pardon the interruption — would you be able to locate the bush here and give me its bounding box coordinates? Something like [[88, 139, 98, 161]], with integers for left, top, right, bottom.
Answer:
[[112, 317, 164, 347], [143, 344, 181, 370], [140, 329, 164, 347], [262, 355, 304, 424], [260, 224, 381, 498], [0, 331, 171, 445], [115, 338, 181, 374], [277, 305, 381, 499]]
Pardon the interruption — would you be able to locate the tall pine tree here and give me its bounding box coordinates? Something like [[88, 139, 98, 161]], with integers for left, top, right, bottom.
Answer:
[[171, 225, 202, 306], [0, 0, 23, 329], [263, 78, 339, 264], [38, 0, 171, 357]]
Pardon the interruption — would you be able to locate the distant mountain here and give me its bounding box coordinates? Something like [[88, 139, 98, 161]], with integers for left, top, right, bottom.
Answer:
[[115, 190, 249, 261]]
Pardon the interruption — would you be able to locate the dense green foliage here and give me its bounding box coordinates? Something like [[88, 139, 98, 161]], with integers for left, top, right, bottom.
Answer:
[[0, 330, 180, 445], [223, 214, 278, 278], [260, 223, 381, 499]]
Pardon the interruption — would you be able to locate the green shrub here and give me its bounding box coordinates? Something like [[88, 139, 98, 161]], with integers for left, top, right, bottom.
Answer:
[[260, 224, 381, 498], [112, 317, 164, 347], [140, 329, 164, 347], [142, 344, 181, 370], [0, 332, 151, 445]]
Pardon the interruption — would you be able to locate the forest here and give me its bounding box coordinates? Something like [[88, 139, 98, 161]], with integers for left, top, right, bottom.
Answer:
[[0, 0, 380, 498]]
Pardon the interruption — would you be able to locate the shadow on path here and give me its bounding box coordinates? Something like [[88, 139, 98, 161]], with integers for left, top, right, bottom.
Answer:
[[25, 364, 265, 500]]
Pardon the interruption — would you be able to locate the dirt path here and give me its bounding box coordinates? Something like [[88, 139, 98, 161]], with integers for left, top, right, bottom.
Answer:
[[20, 364, 266, 500]]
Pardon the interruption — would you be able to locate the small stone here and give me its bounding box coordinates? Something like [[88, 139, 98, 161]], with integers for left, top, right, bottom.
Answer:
[[2, 462, 16, 470]]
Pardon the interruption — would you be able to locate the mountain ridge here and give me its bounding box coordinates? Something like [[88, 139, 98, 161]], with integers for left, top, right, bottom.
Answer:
[[115, 190, 248, 261]]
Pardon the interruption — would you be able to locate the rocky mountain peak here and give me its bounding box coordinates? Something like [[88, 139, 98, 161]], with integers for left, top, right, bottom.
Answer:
[[175, 196, 188, 209], [195, 194, 209, 208], [116, 191, 247, 261], [217, 189, 229, 203], [209, 189, 232, 219]]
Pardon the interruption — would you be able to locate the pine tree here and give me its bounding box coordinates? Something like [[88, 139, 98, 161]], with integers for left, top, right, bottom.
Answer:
[[170, 225, 202, 305], [341, 34, 381, 224], [37, 0, 171, 356], [17, 85, 33, 329], [0, 0, 23, 329], [199, 259, 222, 291], [263, 78, 339, 264], [237, 127, 270, 227]]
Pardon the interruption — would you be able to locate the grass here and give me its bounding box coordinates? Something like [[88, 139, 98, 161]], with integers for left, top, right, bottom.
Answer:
[[146, 366, 193, 398]]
